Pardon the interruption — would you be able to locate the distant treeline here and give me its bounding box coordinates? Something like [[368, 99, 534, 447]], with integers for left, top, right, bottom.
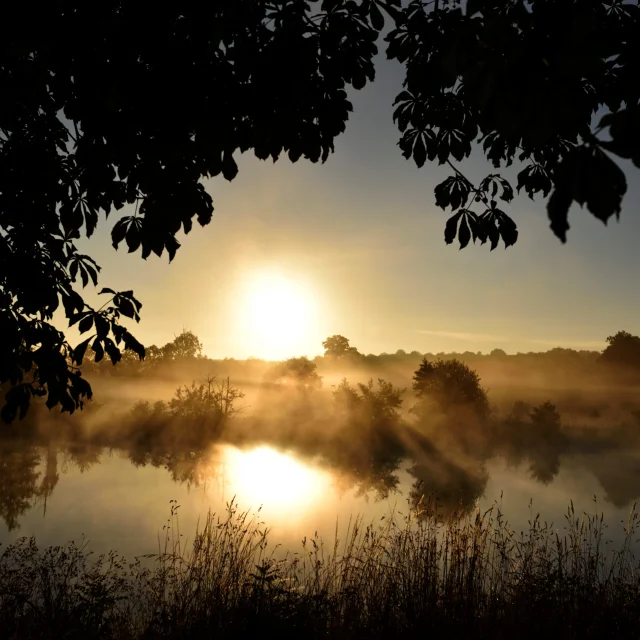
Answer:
[[79, 330, 639, 382]]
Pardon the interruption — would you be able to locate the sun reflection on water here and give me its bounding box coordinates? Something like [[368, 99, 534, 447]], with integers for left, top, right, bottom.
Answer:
[[220, 445, 330, 518]]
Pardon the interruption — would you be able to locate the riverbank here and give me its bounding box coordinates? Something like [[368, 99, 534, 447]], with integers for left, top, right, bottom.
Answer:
[[1, 498, 639, 639]]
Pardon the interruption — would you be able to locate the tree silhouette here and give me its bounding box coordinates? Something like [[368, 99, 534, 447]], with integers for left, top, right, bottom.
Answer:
[[322, 335, 359, 359], [507, 400, 531, 424], [3, 0, 640, 420], [530, 401, 562, 429], [148, 330, 204, 362], [0, 1, 382, 422], [600, 330, 640, 371], [330, 377, 406, 500], [269, 357, 323, 390], [412, 358, 490, 421], [333, 377, 405, 432]]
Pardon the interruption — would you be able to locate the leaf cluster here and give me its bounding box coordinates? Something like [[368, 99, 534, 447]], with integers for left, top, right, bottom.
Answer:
[[0, 0, 391, 420], [3, 0, 640, 421], [388, 0, 640, 247]]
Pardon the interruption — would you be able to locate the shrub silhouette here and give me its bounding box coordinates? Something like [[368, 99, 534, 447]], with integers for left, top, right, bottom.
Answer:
[[412, 358, 490, 421], [530, 402, 562, 429], [600, 330, 640, 371], [127, 375, 244, 445], [333, 378, 405, 432], [268, 357, 323, 390], [331, 377, 406, 500], [508, 400, 532, 423]]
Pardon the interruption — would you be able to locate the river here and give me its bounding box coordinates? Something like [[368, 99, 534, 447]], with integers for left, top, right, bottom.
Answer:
[[2, 440, 639, 559]]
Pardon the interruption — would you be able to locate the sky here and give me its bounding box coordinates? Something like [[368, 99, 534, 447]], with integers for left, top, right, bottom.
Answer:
[[68, 42, 640, 360]]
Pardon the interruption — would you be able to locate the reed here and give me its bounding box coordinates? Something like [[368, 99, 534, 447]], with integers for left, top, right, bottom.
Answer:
[[2, 496, 640, 639]]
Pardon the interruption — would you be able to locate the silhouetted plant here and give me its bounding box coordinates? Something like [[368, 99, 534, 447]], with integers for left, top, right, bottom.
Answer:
[[0, 0, 382, 421], [508, 400, 531, 423], [600, 330, 640, 371], [333, 378, 404, 427], [332, 378, 363, 417], [157, 330, 203, 362], [5, 1, 640, 421], [269, 357, 323, 390], [412, 358, 490, 421], [530, 402, 562, 429], [322, 335, 360, 360], [215, 377, 246, 418], [124, 375, 244, 448], [357, 378, 405, 429], [170, 375, 245, 420], [329, 377, 407, 500], [6, 498, 640, 638], [392, 1, 640, 251]]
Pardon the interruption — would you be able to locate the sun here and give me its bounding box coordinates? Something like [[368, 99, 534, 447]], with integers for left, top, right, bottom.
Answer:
[[237, 271, 318, 360]]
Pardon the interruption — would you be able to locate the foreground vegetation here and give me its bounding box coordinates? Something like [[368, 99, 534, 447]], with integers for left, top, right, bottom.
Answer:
[[2, 498, 640, 639]]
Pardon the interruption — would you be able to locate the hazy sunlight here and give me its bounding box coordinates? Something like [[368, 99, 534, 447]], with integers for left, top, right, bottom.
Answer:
[[236, 271, 318, 360], [223, 446, 329, 517]]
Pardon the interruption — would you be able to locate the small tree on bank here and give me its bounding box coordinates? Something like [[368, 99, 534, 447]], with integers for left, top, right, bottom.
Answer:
[[322, 335, 360, 360], [412, 358, 490, 422], [269, 357, 323, 390]]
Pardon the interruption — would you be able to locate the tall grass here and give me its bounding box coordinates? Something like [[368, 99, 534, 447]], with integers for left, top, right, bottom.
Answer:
[[2, 497, 640, 639]]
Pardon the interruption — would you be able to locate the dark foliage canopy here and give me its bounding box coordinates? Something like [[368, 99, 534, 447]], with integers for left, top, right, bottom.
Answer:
[[2, 0, 639, 421], [600, 330, 640, 370], [412, 358, 490, 420], [269, 356, 323, 389], [322, 335, 360, 359]]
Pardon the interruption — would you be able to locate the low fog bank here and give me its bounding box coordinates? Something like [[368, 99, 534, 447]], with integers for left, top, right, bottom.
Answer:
[[3, 330, 640, 532], [81, 329, 640, 429]]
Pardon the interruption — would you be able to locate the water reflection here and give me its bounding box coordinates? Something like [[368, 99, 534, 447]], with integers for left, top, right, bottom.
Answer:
[[0, 443, 41, 531], [582, 450, 640, 508], [3, 410, 640, 539], [223, 446, 331, 516], [0, 431, 639, 537]]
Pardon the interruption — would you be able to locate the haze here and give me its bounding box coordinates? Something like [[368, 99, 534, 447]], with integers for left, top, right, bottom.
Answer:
[[51, 50, 640, 362]]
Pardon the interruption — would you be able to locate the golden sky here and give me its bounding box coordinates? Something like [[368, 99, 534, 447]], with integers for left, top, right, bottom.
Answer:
[[64, 53, 640, 361]]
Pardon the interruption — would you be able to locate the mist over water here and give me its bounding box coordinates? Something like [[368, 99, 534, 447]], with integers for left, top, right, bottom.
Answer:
[[2, 441, 639, 560], [3, 335, 640, 559]]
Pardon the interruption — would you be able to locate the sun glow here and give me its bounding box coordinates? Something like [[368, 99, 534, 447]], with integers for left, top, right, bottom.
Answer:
[[237, 271, 318, 360], [223, 446, 329, 516]]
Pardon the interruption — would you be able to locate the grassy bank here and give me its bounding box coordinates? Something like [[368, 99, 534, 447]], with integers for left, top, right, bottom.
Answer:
[[1, 499, 640, 639]]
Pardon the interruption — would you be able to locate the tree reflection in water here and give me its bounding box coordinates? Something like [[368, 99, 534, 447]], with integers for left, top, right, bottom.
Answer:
[[3, 407, 640, 531], [0, 443, 41, 531]]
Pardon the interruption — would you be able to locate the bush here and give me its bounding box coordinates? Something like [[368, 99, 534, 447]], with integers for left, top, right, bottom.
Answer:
[[126, 376, 245, 446], [333, 378, 405, 431], [268, 357, 323, 390], [507, 400, 531, 423], [530, 402, 561, 429], [412, 358, 490, 421]]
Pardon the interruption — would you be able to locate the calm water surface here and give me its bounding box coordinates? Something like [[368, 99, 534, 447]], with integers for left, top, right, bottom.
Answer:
[[2, 442, 640, 558]]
